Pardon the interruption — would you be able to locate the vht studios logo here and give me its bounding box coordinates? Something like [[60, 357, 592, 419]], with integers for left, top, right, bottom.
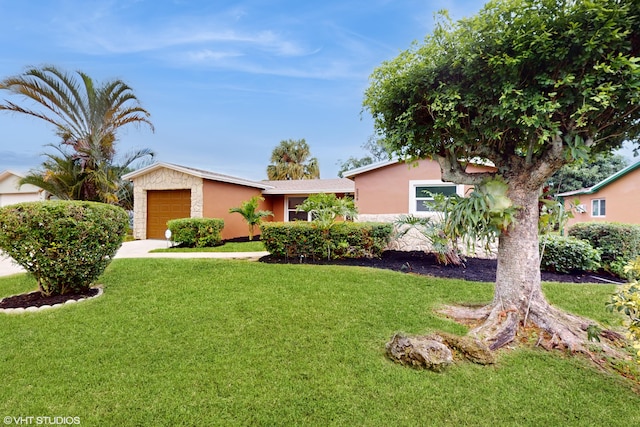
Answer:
[[4, 416, 81, 425]]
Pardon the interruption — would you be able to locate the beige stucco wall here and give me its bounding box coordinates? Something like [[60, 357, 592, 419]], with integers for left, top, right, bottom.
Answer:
[[357, 213, 496, 258], [564, 169, 640, 227], [130, 168, 204, 239]]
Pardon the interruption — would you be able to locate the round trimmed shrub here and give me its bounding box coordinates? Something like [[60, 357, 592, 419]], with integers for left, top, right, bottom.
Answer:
[[167, 218, 224, 247], [0, 201, 128, 296], [539, 234, 601, 274], [568, 222, 640, 276]]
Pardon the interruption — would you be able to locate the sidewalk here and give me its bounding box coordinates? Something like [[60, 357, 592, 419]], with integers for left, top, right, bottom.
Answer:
[[0, 240, 270, 277]]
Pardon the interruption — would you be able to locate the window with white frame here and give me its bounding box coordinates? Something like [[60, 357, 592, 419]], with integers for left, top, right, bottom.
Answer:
[[286, 196, 310, 221], [409, 181, 463, 214], [591, 198, 606, 217]]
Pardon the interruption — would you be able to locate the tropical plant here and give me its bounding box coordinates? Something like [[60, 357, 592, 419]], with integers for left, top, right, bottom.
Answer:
[[393, 214, 462, 265], [266, 139, 320, 180], [295, 193, 358, 259], [297, 193, 357, 230], [363, 0, 640, 359], [0, 65, 154, 206], [229, 196, 273, 240], [607, 258, 640, 362]]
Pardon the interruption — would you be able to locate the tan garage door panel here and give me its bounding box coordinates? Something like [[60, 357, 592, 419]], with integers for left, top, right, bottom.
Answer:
[[147, 189, 191, 239]]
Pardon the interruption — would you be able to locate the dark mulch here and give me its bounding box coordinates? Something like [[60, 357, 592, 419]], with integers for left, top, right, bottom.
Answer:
[[0, 288, 100, 310], [260, 250, 625, 284]]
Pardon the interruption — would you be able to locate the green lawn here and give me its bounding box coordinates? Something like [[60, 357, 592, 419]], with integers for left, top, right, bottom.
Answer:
[[0, 259, 638, 426], [152, 241, 266, 253]]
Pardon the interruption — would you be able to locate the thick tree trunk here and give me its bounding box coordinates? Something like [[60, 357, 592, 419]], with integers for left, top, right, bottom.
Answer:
[[440, 177, 626, 359], [473, 181, 546, 349]]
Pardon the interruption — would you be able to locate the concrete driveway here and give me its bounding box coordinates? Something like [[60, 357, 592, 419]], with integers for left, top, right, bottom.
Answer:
[[0, 240, 269, 277]]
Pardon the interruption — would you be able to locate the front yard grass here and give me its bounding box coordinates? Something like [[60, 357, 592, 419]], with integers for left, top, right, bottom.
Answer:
[[151, 241, 265, 253], [0, 258, 638, 426]]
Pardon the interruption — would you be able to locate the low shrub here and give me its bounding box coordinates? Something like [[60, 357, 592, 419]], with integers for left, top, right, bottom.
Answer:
[[0, 201, 128, 296], [539, 234, 601, 273], [167, 218, 224, 247], [261, 221, 393, 260], [569, 222, 640, 276]]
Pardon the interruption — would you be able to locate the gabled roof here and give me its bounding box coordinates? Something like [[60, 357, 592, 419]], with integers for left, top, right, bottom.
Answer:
[[261, 178, 354, 195], [341, 157, 495, 179], [341, 160, 399, 178], [0, 170, 26, 181], [121, 162, 355, 195], [558, 160, 640, 197], [122, 162, 273, 190]]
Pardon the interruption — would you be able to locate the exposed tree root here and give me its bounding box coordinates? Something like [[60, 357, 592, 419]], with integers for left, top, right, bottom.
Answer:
[[438, 301, 632, 371]]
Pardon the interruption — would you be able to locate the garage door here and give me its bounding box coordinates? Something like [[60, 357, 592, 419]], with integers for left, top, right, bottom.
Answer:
[[147, 189, 191, 239]]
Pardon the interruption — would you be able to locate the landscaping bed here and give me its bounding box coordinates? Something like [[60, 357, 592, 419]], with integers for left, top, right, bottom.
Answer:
[[260, 250, 624, 284]]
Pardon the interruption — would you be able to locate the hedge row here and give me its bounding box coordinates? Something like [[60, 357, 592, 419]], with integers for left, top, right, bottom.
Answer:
[[539, 234, 601, 274], [167, 218, 224, 248], [260, 222, 393, 260], [0, 201, 128, 296], [569, 222, 640, 276]]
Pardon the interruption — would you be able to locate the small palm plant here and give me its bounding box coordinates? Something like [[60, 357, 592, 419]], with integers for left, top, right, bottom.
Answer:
[[297, 193, 358, 259], [229, 196, 273, 240]]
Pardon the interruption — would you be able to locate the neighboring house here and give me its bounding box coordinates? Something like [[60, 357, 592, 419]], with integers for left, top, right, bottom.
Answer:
[[342, 159, 494, 222], [122, 162, 354, 240], [558, 160, 640, 227], [0, 170, 46, 207]]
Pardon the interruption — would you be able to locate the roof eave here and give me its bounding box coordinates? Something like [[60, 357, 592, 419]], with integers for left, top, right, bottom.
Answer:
[[589, 160, 640, 193], [122, 162, 272, 190], [342, 159, 399, 178], [262, 188, 355, 195]]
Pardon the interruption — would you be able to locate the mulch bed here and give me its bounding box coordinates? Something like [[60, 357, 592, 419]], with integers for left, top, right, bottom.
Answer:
[[0, 288, 100, 310], [260, 250, 624, 284]]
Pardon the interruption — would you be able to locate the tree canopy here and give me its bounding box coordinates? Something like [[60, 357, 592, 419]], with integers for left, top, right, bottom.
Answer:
[[364, 0, 640, 360], [549, 153, 628, 194], [337, 135, 391, 177], [0, 65, 154, 207], [267, 139, 320, 180], [364, 0, 639, 187]]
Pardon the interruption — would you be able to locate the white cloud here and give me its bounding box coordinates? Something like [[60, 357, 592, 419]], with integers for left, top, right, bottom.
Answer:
[[187, 49, 244, 62]]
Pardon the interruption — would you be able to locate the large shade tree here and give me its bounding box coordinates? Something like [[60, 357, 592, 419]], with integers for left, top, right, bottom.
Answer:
[[0, 65, 154, 207], [267, 138, 320, 180], [364, 0, 640, 356]]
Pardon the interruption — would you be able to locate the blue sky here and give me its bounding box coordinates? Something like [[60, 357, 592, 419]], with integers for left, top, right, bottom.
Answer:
[[0, 0, 492, 180]]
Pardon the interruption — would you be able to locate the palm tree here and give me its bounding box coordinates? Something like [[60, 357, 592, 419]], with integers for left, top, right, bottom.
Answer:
[[0, 65, 154, 205], [229, 196, 273, 240], [266, 139, 320, 180], [18, 145, 87, 200]]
